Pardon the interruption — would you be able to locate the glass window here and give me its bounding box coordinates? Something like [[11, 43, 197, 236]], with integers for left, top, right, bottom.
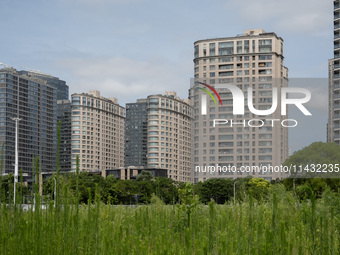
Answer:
[[218, 42, 234, 55]]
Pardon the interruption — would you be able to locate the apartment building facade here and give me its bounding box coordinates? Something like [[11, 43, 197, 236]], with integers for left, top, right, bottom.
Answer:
[[125, 99, 148, 167], [0, 67, 58, 176], [57, 99, 71, 172], [125, 92, 193, 182], [146, 92, 193, 182], [328, 0, 340, 143], [70, 90, 125, 172], [190, 29, 289, 182]]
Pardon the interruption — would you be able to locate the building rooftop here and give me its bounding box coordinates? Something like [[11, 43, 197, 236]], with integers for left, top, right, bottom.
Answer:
[[194, 29, 283, 44]]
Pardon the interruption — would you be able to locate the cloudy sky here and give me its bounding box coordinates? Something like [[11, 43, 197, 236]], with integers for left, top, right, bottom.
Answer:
[[0, 0, 333, 151]]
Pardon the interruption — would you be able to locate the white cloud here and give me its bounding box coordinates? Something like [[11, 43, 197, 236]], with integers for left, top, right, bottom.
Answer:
[[55, 56, 191, 104], [230, 0, 332, 35]]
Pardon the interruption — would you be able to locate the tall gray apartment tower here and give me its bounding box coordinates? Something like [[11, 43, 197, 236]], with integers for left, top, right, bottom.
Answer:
[[190, 29, 289, 183], [57, 100, 71, 172], [0, 67, 58, 178], [125, 99, 148, 167], [328, 0, 340, 143]]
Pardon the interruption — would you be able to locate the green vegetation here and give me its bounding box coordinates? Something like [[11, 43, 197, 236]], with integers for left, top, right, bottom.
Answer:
[[1, 136, 340, 253], [1, 185, 340, 254]]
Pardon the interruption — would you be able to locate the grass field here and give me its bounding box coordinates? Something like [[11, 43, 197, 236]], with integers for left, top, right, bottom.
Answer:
[[1, 187, 340, 255]]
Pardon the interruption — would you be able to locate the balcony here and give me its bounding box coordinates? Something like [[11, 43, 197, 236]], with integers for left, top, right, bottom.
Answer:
[[334, 83, 340, 89]]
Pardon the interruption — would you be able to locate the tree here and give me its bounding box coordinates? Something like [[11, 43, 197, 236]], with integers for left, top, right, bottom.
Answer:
[[136, 170, 153, 181], [114, 179, 135, 204], [248, 178, 271, 201], [68, 172, 105, 204], [101, 175, 119, 204], [178, 182, 200, 227], [283, 142, 340, 197], [154, 177, 178, 204], [135, 179, 154, 204], [284, 142, 340, 178], [234, 176, 252, 201], [198, 178, 233, 204]]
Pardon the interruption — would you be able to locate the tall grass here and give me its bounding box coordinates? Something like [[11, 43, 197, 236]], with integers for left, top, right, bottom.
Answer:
[[0, 187, 340, 254], [0, 128, 339, 254]]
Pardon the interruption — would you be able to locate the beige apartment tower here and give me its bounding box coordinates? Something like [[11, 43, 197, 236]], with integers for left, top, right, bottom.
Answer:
[[146, 92, 193, 182], [71, 90, 125, 172], [328, 0, 340, 143], [190, 29, 289, 182]]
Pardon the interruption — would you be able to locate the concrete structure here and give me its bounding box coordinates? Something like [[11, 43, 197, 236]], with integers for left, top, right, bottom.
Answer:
[[0, 67, 58, 178], [104, 167, 167, 180], [70, 90, 125, 172], [328, 0, 340, 143], [57, 100, 71, 172], [18, 70, 69, 100], [125, 99, 148, 167], [125, 92, 193, 182], [146, 92, 193, 182], [190, 29, 288, 183]]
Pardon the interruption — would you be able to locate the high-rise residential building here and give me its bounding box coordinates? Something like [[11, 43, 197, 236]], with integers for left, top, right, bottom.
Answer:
[[18, 70, 69, 100], [57, 100, 71, 172], [328, 0, 340, 144], [0, 67, 58, 177], [125, 92, 193, 182], [125, 99, 148, 167], [70, 90, 125, 172], [146, 91, 193, 182], [190, 29, 288, 183]]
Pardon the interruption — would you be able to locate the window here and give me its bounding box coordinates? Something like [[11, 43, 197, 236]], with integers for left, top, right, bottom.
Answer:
[[219, 135, 233, 140], [218, 42, 234, 55], [219, 57, 233, 63], [219, 71, 233, 77], [209, 43, 216, 56], [194, 45, 199, 58], [258, 40, 272, 53], [219, 64, 233, 70], [219, 142, 233, 147], [259, 55, 272, 60], [259, 69, 272, 75], [259, 62, 272, 67], [237, 41, 242, 54], [244, 41, 249, 53], [219, 156, 233, 161]]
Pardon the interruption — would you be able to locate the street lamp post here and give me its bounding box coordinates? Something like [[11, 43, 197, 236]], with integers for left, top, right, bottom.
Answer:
[[12, 117, 21, 205], [234, 181, 238, 203], [54, 177, 56, 207]]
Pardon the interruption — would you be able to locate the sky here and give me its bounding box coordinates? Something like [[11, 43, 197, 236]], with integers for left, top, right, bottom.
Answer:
[[0, 0, 334, 152]]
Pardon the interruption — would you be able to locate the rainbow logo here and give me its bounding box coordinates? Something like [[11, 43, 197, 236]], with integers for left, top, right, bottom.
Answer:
[[197, 82, 223, 106]]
